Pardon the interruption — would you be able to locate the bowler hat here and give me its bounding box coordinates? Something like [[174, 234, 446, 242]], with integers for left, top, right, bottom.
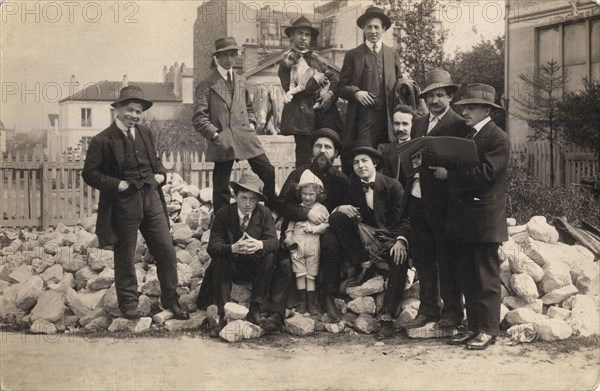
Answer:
[[230, 173, 267, 202], [213, 37, 242, 55], [311, 128, 343, 154], [455, 83, 503, 109], [345, 146, 384, 169], [419, 69, 460, 97], [284, 16, 320, 38], [111, 84, 153, 111], [357, 6, 391, 30]]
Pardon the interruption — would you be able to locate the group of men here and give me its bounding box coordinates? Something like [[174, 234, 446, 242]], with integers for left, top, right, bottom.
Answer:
[[83, 6, 510, 350]]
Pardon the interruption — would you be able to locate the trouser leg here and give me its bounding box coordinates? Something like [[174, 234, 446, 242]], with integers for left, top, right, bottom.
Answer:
[[212, 160, 234, 213], [249, 252, 276, 306], [212, 256, 234, 315], [319, 228, 343, 296], [247, 154, 276, 209], [381, 259, 409, 317], [328, 211, 369, 266], [436, 232, 463, 321], [293, 134, 313, 168], [139, 185, 179, 308]]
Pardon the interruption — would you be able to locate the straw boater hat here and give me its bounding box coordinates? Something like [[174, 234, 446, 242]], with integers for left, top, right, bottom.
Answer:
[[230, 173, 267, 201], [356, 6, 392, 30], [311, 127, 343, 154], [111, 84, 153, 111], [213, 37, 242, 55], [284, 16, 320, 38], [345, 146, 385, 169], [455, 83, 503, 110], [419, 69, 461, 97]]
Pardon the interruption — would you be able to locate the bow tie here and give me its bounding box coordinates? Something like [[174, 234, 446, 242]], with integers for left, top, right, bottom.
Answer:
[[361, 181, 375, 192], [295, 49, 312, 62]]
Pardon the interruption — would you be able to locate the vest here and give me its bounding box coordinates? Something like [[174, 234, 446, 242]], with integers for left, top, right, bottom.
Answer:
[[121, 131, 157, 189], [362, 48, 386, 110]]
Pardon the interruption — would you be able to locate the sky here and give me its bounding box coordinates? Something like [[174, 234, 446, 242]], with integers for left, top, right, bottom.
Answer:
[[0, 0, 505, 130]]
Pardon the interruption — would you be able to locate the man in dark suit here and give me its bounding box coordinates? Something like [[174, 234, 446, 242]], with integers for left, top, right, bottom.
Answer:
[[82, 85, 189, 320], [328, 147, 410, 330], [279, 16, 342, 167], [275, 128, 349, 323], [402, 69, 469, 330], [193, 37, 275, 212], [429, 83, 510, 350], [205, 173, 279, 337], [338, 6, 402, 157]]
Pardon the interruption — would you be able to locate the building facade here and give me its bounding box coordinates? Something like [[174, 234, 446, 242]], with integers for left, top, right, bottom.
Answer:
[[506, 0, 600, 142]]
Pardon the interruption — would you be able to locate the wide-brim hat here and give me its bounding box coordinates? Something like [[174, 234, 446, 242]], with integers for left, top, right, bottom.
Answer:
[[284, 16, 319, 38], [311, 128, 343, 154], [230, 173, 267, 202], [111, 84, 153, 111], [419, 69, 461, 97], [345, 146, 384, 169], [213, 37, 242, 55], [357, 6, 391, 30], [455, 83, 503, 109]]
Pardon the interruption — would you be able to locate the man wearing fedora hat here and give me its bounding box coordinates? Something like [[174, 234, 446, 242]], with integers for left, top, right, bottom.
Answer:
[[193, 37, 276, 213], [338, 6, 402, 157], [274, 127, 349, 323], [279, 16, 343, 168], [327, 147, 411, 327], [82, 84, 189, 320], [201, 173, 280, 337], [400, 69, 469, 330], [429, 83, 509, 350]]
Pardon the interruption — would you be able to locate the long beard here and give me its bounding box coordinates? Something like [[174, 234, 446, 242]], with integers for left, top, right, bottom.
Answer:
[[311, 153, 333, 173]]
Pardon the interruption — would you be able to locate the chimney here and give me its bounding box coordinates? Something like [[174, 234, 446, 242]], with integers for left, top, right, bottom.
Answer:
[[70, 74, 76, 84], [173, 62, 182, 100], [163, 66, 168, 82], [243, 43, 259, 73], [122, 74, 128, 88]]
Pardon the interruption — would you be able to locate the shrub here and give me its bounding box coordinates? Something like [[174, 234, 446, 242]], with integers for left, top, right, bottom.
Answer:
[[506, 155, 600, 227]]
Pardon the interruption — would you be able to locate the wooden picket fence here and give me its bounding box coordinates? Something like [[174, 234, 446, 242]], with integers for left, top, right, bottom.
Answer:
[[1, 150, 295, 229], [511, 141, 598, 187]]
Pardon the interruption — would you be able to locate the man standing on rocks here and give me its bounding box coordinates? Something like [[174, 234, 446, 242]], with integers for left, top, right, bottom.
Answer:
[[429, 83, 510, 350], [275, 128, 349, 322], [204, 173, 279, 337], [82, 84, 189, 320], [338, 7, 402, 157], [401, 69, 469, 331], [193, 37, 276, 212], [278, 16, 342, 167]]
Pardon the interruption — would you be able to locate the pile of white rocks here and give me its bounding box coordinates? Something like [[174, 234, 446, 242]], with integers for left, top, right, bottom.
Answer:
[[0, 173, 217, 335], [499, 216, 599, 341], [0, 171, 597, 343]]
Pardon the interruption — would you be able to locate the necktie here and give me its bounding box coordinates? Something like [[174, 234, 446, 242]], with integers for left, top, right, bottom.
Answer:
[[372, 44, 379, 54], [226, 71, 233, 96], [126, 128, 135, 144], [302, 51, 312, 63], [240, 214, 249, 233], [361, 181, 375, 193]]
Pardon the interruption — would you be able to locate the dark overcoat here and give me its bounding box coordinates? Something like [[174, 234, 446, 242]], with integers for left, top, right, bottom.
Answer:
[[81, 123, 169, 247]]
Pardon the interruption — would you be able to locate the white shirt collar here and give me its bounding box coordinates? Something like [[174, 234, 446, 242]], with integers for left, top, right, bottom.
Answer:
[[361, 173, 377, 184], [367, 39, 383, 52], [115, 117, 131, 132], [216, 64, 233, 81], [237, 208, 251, 220], [429, 105, 450, 122], [472, 116, 492, 133]]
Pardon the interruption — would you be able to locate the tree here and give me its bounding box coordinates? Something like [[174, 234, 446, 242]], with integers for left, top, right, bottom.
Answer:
[[375, 0, 448, 85], [141, 117, 205, 159], [557, 79, 600, 171], [443, 36, 505, 127], [513, 59, 568, 187]]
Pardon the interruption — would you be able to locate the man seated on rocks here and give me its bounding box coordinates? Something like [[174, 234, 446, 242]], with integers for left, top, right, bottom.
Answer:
[[328, 147, 411, 337], [201, 173, 279, 337], [276, 128, 349, 322]]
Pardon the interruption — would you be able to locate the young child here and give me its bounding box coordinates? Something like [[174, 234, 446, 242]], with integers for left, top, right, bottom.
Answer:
[[283, 170, 329, 315]]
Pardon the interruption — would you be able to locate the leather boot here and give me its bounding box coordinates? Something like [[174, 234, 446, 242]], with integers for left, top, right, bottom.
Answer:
[[306, 291, 320, 316], [296, 289, 307, 314], [246, 302, 263, 325], [324, 295, 342, 322]]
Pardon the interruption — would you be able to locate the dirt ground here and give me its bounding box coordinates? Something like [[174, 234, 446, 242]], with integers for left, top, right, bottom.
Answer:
[[1, 331, 599, 391]]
